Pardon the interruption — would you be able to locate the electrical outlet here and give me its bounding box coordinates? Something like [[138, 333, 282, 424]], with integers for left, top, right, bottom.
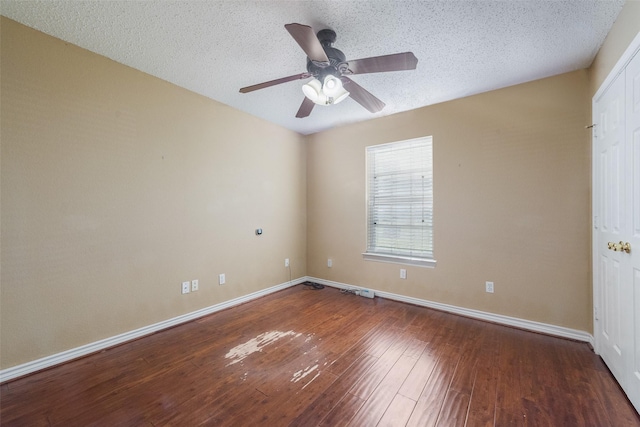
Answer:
[[400, 269, 407, 279], [285, 258, 290, 267], [327, 258, 333, 268], [181, 281, 190, 294], [486, 281, 494, 293], [219, 274, 226, 285], [191, 279, 199, 292]]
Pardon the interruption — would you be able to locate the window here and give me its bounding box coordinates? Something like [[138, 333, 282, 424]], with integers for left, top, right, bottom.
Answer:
[[364, 136, 435, 267]]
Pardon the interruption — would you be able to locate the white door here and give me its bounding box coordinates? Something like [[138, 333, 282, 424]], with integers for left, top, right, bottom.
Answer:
[[625, 45, 640, 412], [593, 40, 640, 414], [594, 66, 627, 384]]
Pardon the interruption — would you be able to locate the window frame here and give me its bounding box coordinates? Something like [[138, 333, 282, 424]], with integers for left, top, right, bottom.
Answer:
[[362, 136, 436, 268]]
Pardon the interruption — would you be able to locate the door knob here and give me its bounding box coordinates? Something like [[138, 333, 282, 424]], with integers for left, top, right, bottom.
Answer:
[[620, 241, 631, 253], [608, 241, 632, 253]]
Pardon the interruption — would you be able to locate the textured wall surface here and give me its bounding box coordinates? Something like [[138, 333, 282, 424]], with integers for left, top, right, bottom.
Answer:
[[1, 18, 307, 369]]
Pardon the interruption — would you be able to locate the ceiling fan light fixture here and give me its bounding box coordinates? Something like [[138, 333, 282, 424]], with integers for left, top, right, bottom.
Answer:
[[322, 75, 340, 93], [322, 75, 349, 104], [302, 78, 334, 106], [302, 78, 323, 103], [241, 23, 417, 118], [301, 75, 350, 106], [330, 89, 350, 105]]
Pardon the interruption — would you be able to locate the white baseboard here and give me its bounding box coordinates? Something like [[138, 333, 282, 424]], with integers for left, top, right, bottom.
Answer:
[[1, 275, 594, 383], [307, 276, 595, 345], [0, 277, 305, 383]]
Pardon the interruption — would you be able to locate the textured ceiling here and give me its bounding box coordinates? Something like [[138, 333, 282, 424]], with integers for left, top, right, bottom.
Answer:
[[1, 0, 625, 135]]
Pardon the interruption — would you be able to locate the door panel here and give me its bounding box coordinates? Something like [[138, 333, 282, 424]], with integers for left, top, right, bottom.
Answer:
[[626, 48, 640, 411], [635, 134, 640, 238], [595, 34, 640, 416], [634, 268, 640, 386], [608, 257, 621, 357], [600, 255, 609, 341], [596, 70, 627, 383]]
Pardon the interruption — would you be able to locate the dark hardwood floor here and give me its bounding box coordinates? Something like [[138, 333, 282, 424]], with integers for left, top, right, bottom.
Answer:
[[1, 284, 639, 426]]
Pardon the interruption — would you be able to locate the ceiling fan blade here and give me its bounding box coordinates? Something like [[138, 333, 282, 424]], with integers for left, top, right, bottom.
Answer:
[[239, 73, 310, 93], [285, 23, 330, 65], [341, 76, 385, 113], [296, 97, 315, 118], [345, 52, 418, 75]]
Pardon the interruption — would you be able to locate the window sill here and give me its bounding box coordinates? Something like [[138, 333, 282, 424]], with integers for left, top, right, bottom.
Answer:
[[362, 252, 437, 268]]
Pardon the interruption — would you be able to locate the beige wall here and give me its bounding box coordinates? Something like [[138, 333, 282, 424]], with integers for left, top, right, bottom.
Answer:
[[4, 4, 639, 370], [0, 18, 307, 369], [307, 70, 591, 331], [590, 0, 640, 96]]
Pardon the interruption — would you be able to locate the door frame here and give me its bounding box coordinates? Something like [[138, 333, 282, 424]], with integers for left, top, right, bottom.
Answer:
[[592, 31, 640, 355]]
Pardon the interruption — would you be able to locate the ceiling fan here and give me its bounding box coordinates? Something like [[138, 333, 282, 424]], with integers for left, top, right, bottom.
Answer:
[[239, 23, 418, 118]]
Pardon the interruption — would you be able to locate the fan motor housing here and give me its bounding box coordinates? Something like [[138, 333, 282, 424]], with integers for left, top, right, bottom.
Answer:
[[307, 29, 348, 77]]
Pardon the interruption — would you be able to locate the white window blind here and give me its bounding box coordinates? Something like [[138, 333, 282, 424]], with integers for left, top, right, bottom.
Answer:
[[364, 136, 435, 267]]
